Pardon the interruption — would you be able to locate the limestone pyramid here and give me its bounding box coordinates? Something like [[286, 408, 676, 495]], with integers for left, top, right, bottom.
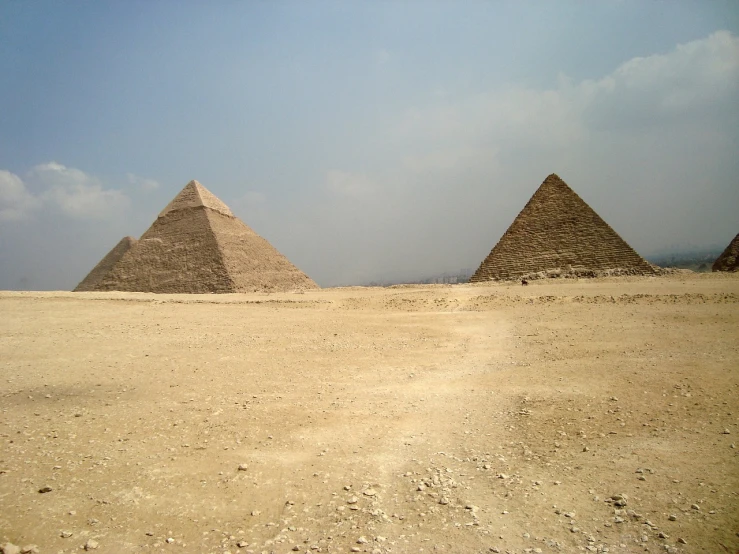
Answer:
[[712, 233, 739, 272], [80, 180, 318, 293], [470, 174, 656, 281], [74, 236, 138, 292]]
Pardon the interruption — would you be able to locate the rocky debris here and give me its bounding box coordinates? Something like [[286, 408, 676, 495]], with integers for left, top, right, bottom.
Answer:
[[0, 544, 20, 554], [37, 486, 52, 493], [237, 463, 249, 471], [83, 539, 99, 550]]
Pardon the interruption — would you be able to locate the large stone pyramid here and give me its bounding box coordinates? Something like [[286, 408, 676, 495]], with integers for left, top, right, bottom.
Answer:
[[74, 236, 138, 292], [712, 233, 739, 272], [78, 180, 318, 293], [470, 174, 656, 282]]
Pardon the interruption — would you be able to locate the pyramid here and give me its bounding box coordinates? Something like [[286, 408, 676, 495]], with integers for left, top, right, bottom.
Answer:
[[712, 233, 739, 272], [470, 174, 656, 282], [79, 180, 318, 293], [74, 236, 138, 292]]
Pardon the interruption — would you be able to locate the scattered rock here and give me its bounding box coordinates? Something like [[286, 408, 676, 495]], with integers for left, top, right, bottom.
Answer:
[[37, 486, 52, 493], [0, 544, 20, 554], [668, 514, 677, 521], [60, 531, 73, 538], [83, 539, 99, 551], [237, 464, 248, 471]]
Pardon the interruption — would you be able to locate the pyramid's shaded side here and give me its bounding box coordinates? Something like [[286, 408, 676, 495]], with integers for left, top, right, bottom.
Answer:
[[470, 174, 656, 282], [712, 233, 739, 272], [73, 236, 138, 292], [205, 210, 318, 292]]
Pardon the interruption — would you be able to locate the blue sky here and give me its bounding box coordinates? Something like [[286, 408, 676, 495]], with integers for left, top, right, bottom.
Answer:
[[1, 1, 738, 288]]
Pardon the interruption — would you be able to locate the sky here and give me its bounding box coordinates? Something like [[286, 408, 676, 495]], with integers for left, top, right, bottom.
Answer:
[[1, 1, 738, 289]]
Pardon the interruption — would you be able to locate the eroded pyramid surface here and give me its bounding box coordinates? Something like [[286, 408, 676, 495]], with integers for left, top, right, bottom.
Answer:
[[470, 174, 656, 281]]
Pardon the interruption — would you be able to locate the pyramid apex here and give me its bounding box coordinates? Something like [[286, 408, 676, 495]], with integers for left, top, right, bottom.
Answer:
[[542, 173, 567, 185], [158, 180, 234, 218]]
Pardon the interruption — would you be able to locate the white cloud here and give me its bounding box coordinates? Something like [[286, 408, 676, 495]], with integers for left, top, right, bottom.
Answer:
[[29, 162, 130, 219], [396, 31, 738, 151], [0, 170, 41, 221], [0, 162, 131, 222], [127, 173, 160, 191]]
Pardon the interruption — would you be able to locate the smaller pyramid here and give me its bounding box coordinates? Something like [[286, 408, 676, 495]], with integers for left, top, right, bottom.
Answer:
[[712, 233, 739, 272], [471, 174, 656, 281], [74, 236, 137, 292]]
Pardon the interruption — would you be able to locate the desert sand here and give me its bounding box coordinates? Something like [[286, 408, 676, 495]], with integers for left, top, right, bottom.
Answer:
[[1, 273, 737, 554]]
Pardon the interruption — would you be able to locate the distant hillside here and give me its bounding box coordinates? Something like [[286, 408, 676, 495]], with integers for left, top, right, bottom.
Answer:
[[365, 269, 473, 287], [646, 248, 723, 273]]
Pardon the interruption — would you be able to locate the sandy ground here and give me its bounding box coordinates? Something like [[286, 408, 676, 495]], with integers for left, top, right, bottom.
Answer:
[[1, 273, 738, 554]]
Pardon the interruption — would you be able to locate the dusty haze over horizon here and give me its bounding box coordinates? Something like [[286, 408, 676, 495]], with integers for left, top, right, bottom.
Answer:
[[1, 2, 738, 289]]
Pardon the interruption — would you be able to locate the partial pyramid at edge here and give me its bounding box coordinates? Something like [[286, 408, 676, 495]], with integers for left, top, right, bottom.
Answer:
[[470, 174, 657, 282], [74, 236, 138, 292], [712, 233, 739, 272], [74, 180, 318, 293]]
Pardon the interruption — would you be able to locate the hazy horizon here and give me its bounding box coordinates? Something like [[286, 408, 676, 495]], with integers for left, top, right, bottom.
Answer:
[[2, 2, 738, 290]]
